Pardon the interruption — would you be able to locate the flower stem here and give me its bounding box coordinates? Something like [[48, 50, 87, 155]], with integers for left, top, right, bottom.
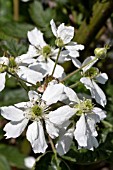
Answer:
[[13, 0, 19, 21], [61, 57, 98, 82], [48, 135, 59, 168], [69, 81, 80, 89], [51, 47, 61, 77]]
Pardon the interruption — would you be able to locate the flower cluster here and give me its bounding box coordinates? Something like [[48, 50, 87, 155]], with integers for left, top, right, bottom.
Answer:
[[0, 19, 108, 157]]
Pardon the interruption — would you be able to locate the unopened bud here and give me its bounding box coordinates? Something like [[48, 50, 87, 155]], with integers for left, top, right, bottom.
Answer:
[[55, 38, 64, 47], [94, 45, 109, 59]]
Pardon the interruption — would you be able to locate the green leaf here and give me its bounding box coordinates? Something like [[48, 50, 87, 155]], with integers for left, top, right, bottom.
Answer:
[[0, 144, 26, 169], [0, 155, 11, 170], [29, 1, 55, 39]]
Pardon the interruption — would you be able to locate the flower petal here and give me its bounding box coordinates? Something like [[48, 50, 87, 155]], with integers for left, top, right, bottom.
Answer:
[[1, 106, 25, 121], [28, 90, 40, 103], [28, 27, 46, 47], [0, 72, 6, 92], [50, 19, 57, 37], [96, 73, 108, 84], [26, 121, 48, 153], [48, 105, 75, 125], [56, 127, 74, 156], [4, 118, 28, 138]]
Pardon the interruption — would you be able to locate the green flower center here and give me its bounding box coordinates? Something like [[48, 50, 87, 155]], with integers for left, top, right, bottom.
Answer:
[[75, 99, 94, 116], [42, 45, 51, 59], [31, 105, 43, 117], [84, 67, 99, 79]]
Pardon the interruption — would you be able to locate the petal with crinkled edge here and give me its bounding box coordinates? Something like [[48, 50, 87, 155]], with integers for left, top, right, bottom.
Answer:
[[28, 27, 46, 48], [57, 23, 74, 44], [1, 106, 25, 121], [0, 72, 6, 92], [4, 118, 28, 138], [93, 107, 106, 120], [48, 105, 75, 125], [56, 127, 74, 156], [26, 121, 48, 153]]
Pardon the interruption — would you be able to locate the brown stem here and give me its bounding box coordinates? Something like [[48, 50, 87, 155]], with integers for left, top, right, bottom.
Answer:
[[13, 0, 19, 21]]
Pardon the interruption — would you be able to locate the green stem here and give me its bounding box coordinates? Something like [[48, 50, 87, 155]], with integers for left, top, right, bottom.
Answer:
[[69, 81, 80, 89], [51, 48, 61, 77], [48, 135, 59, 168], [61, 56, 98, 82]]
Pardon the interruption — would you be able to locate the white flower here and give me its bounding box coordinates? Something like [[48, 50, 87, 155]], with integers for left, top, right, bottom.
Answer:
[[50, 19, 84, 68], [50, 19, 74, 45], [74, 107, 106, 150], [22, 27, 65, 79], [53, 87, 106, 155], [80, 67, 108, 107], [24, 156, 35, 169], [1, 84, 74, 153]]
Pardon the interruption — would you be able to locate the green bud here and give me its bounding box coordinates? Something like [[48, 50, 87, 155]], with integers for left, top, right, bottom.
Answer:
[[42, 45, 51, 59], [94, 47, 107, 59], [0, 65, 7, 73], [55, 38, 64, 47], [9, 57, 17, 68]]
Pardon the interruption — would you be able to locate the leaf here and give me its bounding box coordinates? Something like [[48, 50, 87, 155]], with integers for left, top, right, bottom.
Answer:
[[0, 144, 26, 169], [0, 155, 11, 170], [29, 1, 55, 39]]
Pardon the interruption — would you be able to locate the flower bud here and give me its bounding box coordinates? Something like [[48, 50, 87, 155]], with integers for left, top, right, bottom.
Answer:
[[0, 65, 7, 73], [9, 57, 17, 67], [55, 38, 64, 47], [94, 47, 107, 59]]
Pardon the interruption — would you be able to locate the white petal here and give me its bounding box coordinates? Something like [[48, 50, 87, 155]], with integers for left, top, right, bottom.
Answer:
[[93, 107, 106, 120], [28, 27, 46, 47], [26, 121, 48, 153], [0, 72, 6, 92], [42, 83, 65, 105], [57, 24, 74, 44], [24, 156, 36, 169], [45, 119, 59, 139], [4, 118, 28, 138], [74, 114, 87, 147], [92, 80, 107, 107], [82, 56, 98, 73], [64, 86, 79, 103], [28, 90, 40, 103], [56, 127, 74, 156], [96, 73, 108, 84], [50, 19, 57, 37], [72, 58, 82, 68], [1, 106, 25, 121], [17, 66, 43, 85], [48, 105, 75, 125]]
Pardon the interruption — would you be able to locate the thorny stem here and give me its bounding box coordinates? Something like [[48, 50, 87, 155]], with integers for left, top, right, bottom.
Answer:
[[61, 56, 98, 82], [51, 47, 62, 77]]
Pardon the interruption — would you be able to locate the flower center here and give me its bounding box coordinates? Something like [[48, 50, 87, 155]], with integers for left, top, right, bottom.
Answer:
[[83, 67, 99, 79], [42, 45, 51, 59], [31, 105, 43, 117], [75, 99, 94, 116]]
